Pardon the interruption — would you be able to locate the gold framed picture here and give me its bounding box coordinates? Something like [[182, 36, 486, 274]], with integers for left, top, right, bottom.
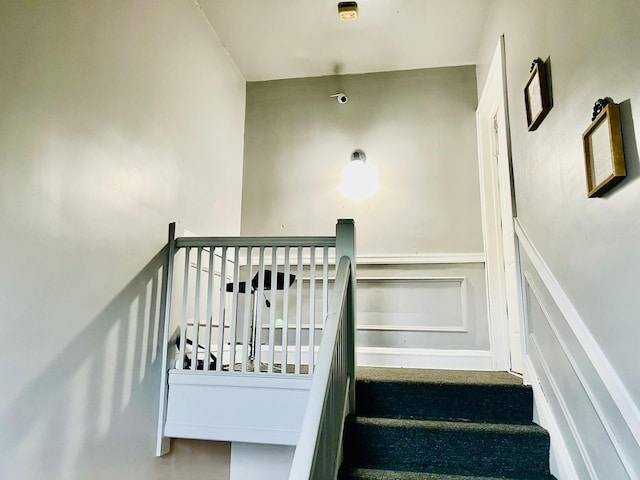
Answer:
[[524, 59, 551, 131], [582, 100, 626, 197]]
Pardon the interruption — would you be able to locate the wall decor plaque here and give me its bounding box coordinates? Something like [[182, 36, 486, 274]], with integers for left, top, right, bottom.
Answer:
[[524, 58, 551, 131], [582, 99, 626, 197]]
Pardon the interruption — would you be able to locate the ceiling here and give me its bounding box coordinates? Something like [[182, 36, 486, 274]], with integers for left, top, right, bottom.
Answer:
[[199, 0, 493, 82]]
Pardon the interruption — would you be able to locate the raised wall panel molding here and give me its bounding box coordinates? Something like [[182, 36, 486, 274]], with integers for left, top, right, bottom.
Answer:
[[524, 274, 638, 479], [523, 354, 580, 480], [356, 276, 469, 333], [516, 218, 640, 473], [357, 347, 493, 370]]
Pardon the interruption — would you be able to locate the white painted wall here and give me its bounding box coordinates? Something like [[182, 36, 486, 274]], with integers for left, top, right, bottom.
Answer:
[[241, 67, 483, 256], [0, 1, 245, 478], [476, 1, 640, 477]]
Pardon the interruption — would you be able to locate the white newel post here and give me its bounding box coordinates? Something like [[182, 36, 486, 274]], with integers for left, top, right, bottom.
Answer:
[[156, 222, 176, 456], [335, 218, 357, 413]]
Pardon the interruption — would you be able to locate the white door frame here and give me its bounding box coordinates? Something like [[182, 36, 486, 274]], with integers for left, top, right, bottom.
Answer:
[[476, 36, 525, 373]]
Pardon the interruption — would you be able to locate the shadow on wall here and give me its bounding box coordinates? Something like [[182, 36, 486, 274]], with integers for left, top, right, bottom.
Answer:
[[619, 100, 639, 183], [599, 99, 639, 199], [0, 247, 229, 479]]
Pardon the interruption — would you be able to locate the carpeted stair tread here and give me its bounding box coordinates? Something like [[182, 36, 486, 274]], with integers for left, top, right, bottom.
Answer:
[[339, 467, 556, 480], [343, 415, 550, 477], [356, 368, 532, 423], [357, 367, 523, 386], [350, 415, 547, 434], [341, 368, 553, 479]]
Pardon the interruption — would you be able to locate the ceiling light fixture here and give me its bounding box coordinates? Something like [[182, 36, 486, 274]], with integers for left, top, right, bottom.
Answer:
[[338, 1, 358, 20]]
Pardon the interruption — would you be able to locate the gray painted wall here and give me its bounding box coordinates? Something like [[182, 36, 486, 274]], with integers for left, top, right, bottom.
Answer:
[[241, 68, 491, 366], [0, 1, 244, 478], [241, 67, 483, 256], [477, 1, 640, 477]]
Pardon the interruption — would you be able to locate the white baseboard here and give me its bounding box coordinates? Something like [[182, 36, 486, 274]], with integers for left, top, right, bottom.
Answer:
[[523, 354, 580, 480], [357, 347, 493, 370]]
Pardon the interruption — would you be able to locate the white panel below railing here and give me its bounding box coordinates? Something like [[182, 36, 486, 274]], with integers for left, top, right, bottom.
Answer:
[[164, 371, 312, 445]]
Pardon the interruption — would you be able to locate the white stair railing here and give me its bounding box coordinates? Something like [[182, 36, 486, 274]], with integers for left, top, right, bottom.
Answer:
[[289, 220, 357, 480], [156, 219, 356, 458], [170, 237, 336, 375]]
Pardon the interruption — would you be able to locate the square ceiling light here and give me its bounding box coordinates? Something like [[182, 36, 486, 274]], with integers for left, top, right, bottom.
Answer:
[[338, 1, 358, 20]]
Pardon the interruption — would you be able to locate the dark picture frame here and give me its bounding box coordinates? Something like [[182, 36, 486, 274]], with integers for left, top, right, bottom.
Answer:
[[582, 100, 626, 197], [524, 59, 551, 131]]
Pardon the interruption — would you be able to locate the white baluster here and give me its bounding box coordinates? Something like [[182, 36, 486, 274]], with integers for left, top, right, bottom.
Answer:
[[179, 248, 190, 370], [216, 246, 227, 371], [241, 247, 253, 373], [295, 246, 303, 375], [268, 247, 278, 373], [192, 247, 203, 370], [228, 247, 241, 370], [254, 247, 265, 371], [204, 247, 214, 370], [282, 247, 291, 374], [309, 247, 316, 374], [322, 246, 329, 325]]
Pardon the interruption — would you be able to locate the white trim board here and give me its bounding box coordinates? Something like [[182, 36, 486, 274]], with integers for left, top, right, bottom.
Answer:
[[476, 36, 519, 372], [234, 252, 485, 267], [515, 218, 640, 450], [270, 253, 486, 266], [523, 353, 580, 480], [357, 347, 493, 371], [357, 253, 485, 264]]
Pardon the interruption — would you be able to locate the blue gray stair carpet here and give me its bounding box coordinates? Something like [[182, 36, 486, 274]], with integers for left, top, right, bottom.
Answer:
[[339, 368, 556, 480]]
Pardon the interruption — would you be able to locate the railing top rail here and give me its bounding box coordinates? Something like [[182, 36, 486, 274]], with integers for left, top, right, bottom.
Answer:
[[175, 236, 336, 249], [323, 256, 351, 326]]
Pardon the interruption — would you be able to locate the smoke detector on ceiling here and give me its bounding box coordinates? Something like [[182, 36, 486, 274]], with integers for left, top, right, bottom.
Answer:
[[338, 1, 358, 20]]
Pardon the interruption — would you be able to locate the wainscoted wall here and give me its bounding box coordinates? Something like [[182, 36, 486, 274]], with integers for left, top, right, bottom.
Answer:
[[182, 252, 492, 371], [355, 256, 492, 370], [516, 221, 640, 480]]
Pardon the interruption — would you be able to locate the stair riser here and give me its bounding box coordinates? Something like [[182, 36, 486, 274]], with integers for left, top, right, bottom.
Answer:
[[356, 382, 533, 423], [343, 422, 550, 477]]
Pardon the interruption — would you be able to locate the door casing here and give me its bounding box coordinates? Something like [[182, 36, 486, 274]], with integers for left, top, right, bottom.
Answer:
[[476, 36, 525, 373]]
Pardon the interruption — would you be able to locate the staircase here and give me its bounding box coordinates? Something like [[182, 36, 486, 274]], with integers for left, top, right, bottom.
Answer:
[[339, 368, 555, 480]]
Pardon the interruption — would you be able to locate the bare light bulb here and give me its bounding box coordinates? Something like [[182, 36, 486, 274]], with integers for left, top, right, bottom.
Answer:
[[339, 150, 378, 199]]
